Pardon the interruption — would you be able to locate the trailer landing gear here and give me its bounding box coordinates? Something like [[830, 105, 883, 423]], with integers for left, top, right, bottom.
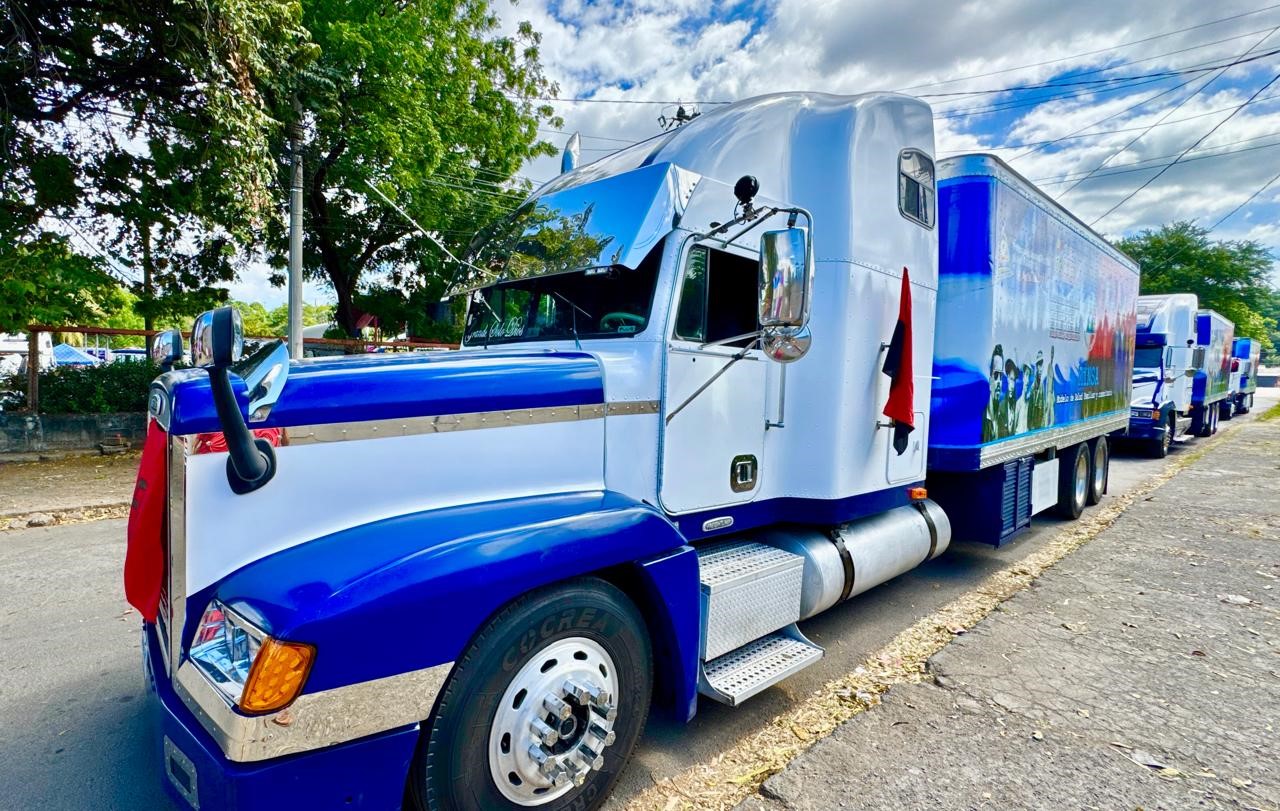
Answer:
[[413, 578, 651, 811]]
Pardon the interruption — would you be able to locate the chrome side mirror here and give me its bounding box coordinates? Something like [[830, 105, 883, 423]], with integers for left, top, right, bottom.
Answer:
[[151, 329, 183, 372], [233, 340, 290, 423], [191, 307, 244, 369], [191, 307, 275, 494], [759, 226, 814, 364]]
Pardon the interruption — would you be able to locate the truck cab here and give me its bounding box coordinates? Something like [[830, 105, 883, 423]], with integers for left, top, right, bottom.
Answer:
[[1121, 293, 1198, 456], [1228, 336, 1261, 415]]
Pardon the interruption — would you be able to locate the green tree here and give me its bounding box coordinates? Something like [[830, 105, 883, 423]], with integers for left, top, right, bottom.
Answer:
[[271, 0, 559, 336], [1118, 222, 1279, 356], [0, 231, 119, 332], [1, 0, 315, 335]]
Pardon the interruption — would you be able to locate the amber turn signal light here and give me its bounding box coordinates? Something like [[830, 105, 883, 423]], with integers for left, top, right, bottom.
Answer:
[[239, 638, 315, 714], [908, 486, 928, 500]]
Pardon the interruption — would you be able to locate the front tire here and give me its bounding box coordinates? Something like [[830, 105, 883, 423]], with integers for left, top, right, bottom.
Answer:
[[1150, 413, 1174, 458], [1055, 443, 1089, 520], [413, 578, 652, 811]]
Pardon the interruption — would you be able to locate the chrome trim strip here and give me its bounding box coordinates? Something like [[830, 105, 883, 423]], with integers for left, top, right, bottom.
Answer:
[[165, 436, 188, 675], [978, 414, 1129, 468], [174, 659, 453, 762], [278, 401, 658, 446], [605, 400, 660, 416]]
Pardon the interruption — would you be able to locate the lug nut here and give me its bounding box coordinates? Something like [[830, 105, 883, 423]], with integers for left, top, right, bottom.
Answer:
[[590, 702, 617, 722], [586, 685, 612, 706], [578, 743, 604, 771], [543, 695, 573, 721], [563, 679, 590, 703], [528, 744, 551, 771], [588, 722, 616, 746], [531, 717, 560, 746]]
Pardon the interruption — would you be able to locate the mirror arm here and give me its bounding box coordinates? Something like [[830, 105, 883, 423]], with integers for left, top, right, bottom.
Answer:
[[207, 365, 276, 495], [712, 206, 779, 249], [699, 330, 763, 350]]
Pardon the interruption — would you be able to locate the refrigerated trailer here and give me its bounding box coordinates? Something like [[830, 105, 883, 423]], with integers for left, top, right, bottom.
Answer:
[[1228, 336, 1262, 415], [1192, 309, 1235, 436], [129, 92, 1137, 811]]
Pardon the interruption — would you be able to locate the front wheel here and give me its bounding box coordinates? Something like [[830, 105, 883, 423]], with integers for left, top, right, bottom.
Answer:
[[413, 578, 652, 811]]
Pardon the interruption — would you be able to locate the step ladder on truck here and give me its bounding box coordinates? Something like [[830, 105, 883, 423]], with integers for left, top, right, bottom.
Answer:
[[129, 92, 1139, 811]]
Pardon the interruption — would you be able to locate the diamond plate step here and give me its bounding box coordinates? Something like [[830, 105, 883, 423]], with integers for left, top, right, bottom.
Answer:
[[698, 629, 823, 706], [697, 541, 804, 661]]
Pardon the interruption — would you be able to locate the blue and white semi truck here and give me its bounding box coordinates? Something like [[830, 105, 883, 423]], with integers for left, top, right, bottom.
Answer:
[[1121, 293, 1200, 457], [1228, 336, 1262, 416], [1193, 309, 1235, 437], [133, 92, 1137, 811]]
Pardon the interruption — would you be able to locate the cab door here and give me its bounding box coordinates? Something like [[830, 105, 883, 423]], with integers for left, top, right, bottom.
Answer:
[[660, 243, 768, 515]]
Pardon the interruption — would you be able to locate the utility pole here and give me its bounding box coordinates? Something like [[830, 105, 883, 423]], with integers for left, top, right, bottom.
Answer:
[[287, 105, 305, 359]]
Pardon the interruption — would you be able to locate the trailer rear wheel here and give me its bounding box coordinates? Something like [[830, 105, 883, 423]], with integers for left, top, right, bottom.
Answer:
[[1087, 437, 1108, 505], [412, 578, 652, 811], [1055, 443, 1089, 520]]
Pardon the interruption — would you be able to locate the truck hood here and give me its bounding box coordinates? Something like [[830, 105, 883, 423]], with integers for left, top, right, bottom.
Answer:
[[1130, 367, 1163, 408], [153, 349, 605, 435]]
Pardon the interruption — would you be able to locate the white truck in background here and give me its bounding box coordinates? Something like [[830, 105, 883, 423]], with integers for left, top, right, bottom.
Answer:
[[1227, 336, 1262, 416], [1193, 309, 1235, 437], [1119, 294, 1199, 456]]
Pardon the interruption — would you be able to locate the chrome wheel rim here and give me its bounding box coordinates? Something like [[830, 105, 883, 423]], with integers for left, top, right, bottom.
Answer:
[[1074, 451, 1088, 507], [1163, 422, 1173, 452], [488, 637, 620, 806], [1092, 443, 1106, 493]]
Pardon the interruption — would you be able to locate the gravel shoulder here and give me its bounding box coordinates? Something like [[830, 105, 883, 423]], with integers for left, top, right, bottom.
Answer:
[[0, 451, 138, 525], [741, 412, 1280, 811]]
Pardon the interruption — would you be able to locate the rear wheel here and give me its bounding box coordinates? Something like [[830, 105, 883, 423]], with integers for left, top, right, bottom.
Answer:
[[1087, 437, 1108, 505], [1055, 443, 1089, 520], [413, 578, 652, 811], [1220, 400, 1234, 421]]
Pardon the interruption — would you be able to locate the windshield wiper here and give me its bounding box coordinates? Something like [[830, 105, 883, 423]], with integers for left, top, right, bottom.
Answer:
[[551, 291, 593, 350]]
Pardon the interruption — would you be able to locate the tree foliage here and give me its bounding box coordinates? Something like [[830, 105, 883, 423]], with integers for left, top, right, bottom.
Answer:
[[270, 0, 560, 336], [0, 231, 118, 332], [1117, 222, 1279, 357], [229, 300, 333, 336], [1, 0, 315, 331]]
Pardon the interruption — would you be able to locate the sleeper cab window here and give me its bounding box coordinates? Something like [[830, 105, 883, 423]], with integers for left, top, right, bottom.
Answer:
[[674, 245, 759, 347], [898, 149, 936, 228]]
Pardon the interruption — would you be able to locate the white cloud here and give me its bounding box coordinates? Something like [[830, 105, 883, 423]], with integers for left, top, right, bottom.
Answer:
[[496, 0, 1280, 268]]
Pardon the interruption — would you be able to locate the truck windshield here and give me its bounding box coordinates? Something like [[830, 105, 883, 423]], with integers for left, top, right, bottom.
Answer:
[[1134, 346, 1164, 368], [463, 244, 661, 345]]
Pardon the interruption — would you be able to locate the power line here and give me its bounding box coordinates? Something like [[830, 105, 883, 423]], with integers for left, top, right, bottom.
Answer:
[[897, 2, 1280, 91], [921, 40, 1280, 99], [47, 215, 141, 285], [1057, 25, 1280, 197], [1091, 68, 1280, 225], [1031, 137, 1280, 185], [1136, 166, 1280, 274], [939, 90, 1280, 156]]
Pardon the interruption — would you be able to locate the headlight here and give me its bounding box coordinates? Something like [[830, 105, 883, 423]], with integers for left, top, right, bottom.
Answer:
[[1130, 408, 1158, 420], [190, 600, 315, 714]]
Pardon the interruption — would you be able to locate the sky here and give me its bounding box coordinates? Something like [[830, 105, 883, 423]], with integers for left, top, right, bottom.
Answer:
[[233, 0, 1280, 305]]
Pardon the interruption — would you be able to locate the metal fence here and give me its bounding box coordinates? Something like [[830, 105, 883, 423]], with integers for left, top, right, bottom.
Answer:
[[13, 324, 458, 413]]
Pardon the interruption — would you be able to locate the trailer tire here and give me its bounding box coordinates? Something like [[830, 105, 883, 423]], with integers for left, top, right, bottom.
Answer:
[[1087, 437, 1108, 505], [1055, 443, 1089, 520], [1220, 400, 1234, 421], [412, 578, 652, 811]]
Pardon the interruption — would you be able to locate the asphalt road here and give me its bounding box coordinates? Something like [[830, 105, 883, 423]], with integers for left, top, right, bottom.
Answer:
[[0, 390, 1273, 811]]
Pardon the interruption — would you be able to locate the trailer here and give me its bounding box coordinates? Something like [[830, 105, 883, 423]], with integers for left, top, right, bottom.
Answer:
[[927, 156, 1139, 543], [1191, 309, 1234, 436], [129, 92, 1137, 811], [1115, 293, 1199, 456], [1228, 336, 1262, 415]]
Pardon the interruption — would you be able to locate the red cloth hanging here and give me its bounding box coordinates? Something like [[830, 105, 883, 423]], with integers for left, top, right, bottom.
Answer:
[[881, 267, 915, 455], [124, 420, 168, 621]]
